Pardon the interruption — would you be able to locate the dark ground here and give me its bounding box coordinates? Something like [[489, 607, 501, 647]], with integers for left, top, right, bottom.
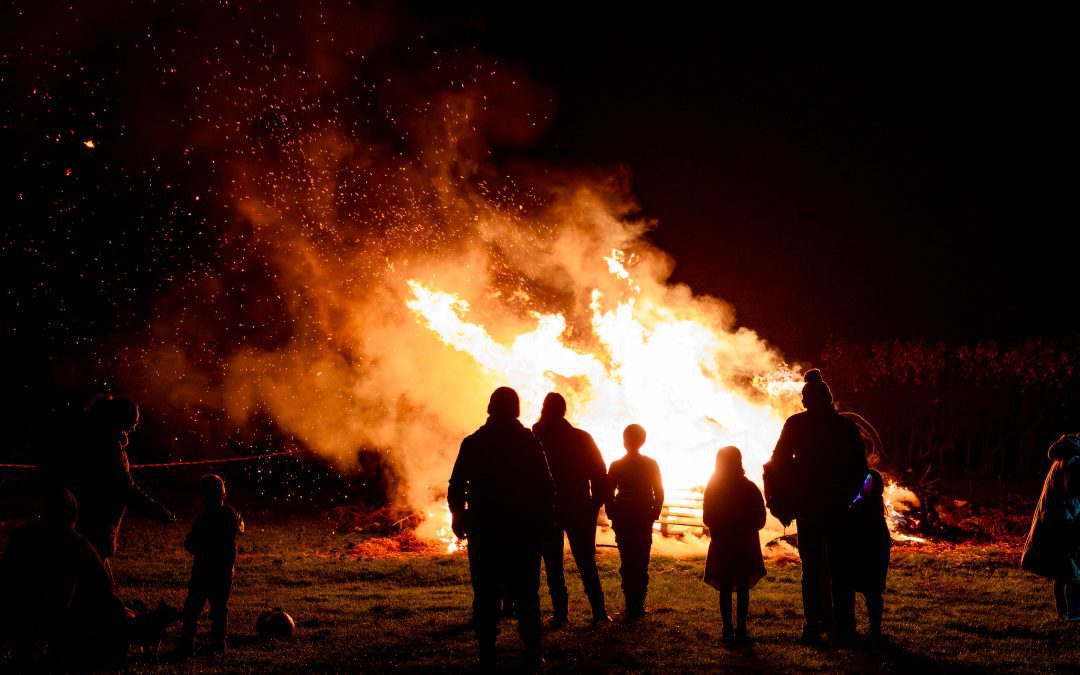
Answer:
[[1, 505, 1076, 673]]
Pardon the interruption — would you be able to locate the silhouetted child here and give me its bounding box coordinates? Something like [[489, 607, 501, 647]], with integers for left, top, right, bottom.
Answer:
[[1022, 435, 1080, 621], [702, 446, 766, 645], [178, 474, 244, 656], [847, 469, 891, 639], [606, 424, 664, 618]]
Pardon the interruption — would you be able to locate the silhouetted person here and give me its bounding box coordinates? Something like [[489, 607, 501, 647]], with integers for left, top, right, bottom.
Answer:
[[532, 392, 611, 626], [178, 474, 244, 656], [847, 469, 891, 639], [703, 446, 766, 645], [449, 387, 555, 670], [1022, 434, 1080, 621], [45, 394, 175, 574], [1, 490, 127, 669], [764, 369, 867, 645], [606, 423, 664, 618]]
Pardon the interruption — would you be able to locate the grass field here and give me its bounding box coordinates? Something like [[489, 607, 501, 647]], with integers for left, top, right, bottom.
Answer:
[[3, 514, 1078, 673]]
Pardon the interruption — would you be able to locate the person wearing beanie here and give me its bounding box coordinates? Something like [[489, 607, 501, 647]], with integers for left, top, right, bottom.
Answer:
[[448, 387, 555, 670], [764, 369, 868, 646], [43, 394, 175, 576], [532, 392, 612, 626]]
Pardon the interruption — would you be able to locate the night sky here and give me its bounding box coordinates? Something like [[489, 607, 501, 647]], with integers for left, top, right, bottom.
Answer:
[[3, 2, 1078, 419]]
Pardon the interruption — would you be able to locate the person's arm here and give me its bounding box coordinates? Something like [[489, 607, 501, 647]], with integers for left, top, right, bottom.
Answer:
[[770, 420, 795, 465], [119, 451, 175, 523], [582, 432, 611, 512], [702, 483, 718, 531], [532, 436, 556, 526], [651, 461, 665, 521], [447, 439, 472, 539], [750, 482, 767, 531], [183, 518, 202, 555], [845, 422, 870, 500]]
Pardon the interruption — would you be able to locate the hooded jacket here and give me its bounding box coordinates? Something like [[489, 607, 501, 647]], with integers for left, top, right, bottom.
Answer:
[[1021, 435, 1080, 583]]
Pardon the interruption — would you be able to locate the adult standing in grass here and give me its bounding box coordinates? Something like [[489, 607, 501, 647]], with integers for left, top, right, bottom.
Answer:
[[449, 387, 555, 670], [765, 369, 868, 645], [44, 394, 176, 577], [606, 423, 664, 619], [532, 392, 612, 626], [1021, 434, 1080, 621]]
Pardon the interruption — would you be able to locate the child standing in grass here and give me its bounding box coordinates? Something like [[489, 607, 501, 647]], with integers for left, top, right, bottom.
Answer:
[[1022, 435, 1080, 621], [178, 474, 244, 656], [703, 446, 766, 645], [607, 424, 664, 618], [847, 469, 891, 639]]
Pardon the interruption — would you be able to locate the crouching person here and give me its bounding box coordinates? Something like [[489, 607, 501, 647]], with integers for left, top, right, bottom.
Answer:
[[178, 474, 244, 656], [1021, 435, 1080, 621], [1, 489, 127, 669]]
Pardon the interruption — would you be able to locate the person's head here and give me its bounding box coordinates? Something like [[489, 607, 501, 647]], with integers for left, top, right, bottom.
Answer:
[[1049, 434, 1080, 461], [539, 392, 567, 421], [801, 369, 834, 411], [855, 469, 885, 502], [198, 474, 227, 507], [42, 489, 79, 529], [486, 386, 520, 420], [87, 393, 140, 445], [714, 445, 744, 478], [623, 424, 646, 453], [868, 469, 884, 498]]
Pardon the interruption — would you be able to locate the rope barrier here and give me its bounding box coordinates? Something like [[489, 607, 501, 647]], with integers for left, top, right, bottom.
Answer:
[[0, 449, 296, 471], [129, 449, 296, 468]]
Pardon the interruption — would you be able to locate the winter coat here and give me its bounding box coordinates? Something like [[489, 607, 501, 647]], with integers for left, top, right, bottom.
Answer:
[[46, 433, 173, 559], [765, 408, 868, 524], [532, 417, 610, 524], [0, 519, 122, 638], [1021, 436, 1080, 584], [185, 504, 244, 581], [448, 416, 555, 539], [846, 470, 891, 593], [703, 474, 767, 591], [606, 454, 664, 525]]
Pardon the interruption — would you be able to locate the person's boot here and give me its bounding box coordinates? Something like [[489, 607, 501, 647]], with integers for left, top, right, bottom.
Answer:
[[625, 596, 647, 619], [800, 624, 825, 648], [522, 643, 544, 672], [735, 624, 749, 645], [176, 625, 197, 658], [548, 594, 569, 629], [588, 591, 611, 624], [478, 641, 496, 670], [210, 621, 227, 653], [722, 624, 735, 645]]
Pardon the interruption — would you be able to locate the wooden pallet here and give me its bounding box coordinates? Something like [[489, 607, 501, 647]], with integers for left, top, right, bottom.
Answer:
[[656, 488, 706, 537]]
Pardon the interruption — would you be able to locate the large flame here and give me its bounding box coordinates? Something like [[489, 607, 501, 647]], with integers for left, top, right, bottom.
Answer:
[[405, 268, 802, 491], [404, 251, 809, 551], [100, 38, 915, 553]]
